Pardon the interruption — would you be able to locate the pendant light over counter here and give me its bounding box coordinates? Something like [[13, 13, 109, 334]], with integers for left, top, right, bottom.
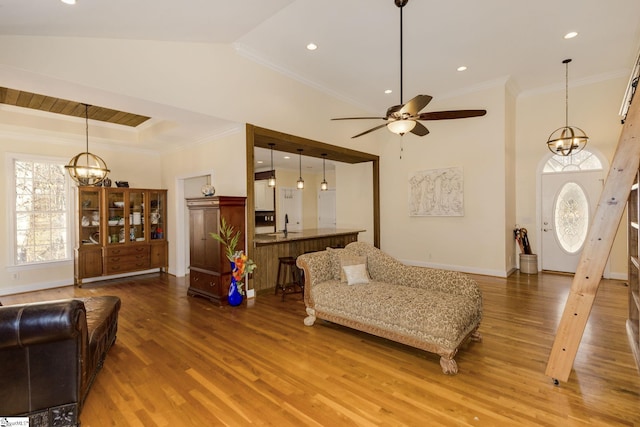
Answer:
[[296, 148, 304, 189], [546, 59, 588, 156], [267, 143, 276, 187], [320, 153, 328, 191], [65, 104, 110, 186]]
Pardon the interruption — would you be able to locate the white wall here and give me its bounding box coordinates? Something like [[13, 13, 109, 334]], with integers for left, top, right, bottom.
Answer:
[[335, 161, 375, 245], [0, 34, 631, 294], [379, 84, 510, 276], [0, 114, 161, 294], [516, 75, 629, 278]]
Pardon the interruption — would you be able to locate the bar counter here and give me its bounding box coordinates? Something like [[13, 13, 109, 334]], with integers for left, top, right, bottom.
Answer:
[[251, 228, 364, 293]]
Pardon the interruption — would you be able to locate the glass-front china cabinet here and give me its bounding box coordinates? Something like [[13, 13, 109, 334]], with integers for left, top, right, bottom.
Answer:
[[74, 186, 167, 286]]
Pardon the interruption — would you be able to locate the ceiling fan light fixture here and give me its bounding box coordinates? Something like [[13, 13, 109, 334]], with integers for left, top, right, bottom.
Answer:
[[546, 58, 588, 156], [387, 119, 416, 135], [330, 0, 486, 139]]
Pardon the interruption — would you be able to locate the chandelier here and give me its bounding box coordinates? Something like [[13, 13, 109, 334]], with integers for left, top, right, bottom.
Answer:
[[65, 104, 110, 186], [546, 59, 588, 156]]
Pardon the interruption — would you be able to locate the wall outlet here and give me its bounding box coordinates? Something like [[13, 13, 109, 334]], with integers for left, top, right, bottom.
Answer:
[[12, 272, 19, 280], [246, 288, 255, 299]]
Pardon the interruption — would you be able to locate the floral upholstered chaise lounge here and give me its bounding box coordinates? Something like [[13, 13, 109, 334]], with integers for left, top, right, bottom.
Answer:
[[296, 242, 482, 374]]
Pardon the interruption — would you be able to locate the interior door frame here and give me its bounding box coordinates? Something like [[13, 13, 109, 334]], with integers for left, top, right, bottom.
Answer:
[[246, 124, 380, 256], [536, 148, 610, 276]]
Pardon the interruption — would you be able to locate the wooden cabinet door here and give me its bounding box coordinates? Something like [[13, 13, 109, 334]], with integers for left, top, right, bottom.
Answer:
[[75, 247, 103, 284], [203, 208, 221, 272], [189, 209, 205, 268], [189, 207, 222, 271], [150, 242, 168, 269]]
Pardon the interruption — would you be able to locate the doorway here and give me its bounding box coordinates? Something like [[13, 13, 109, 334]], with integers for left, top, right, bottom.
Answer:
[[318, 189, 336, 228], [538, 149, 605, 274], [246, 124, 380, 248]]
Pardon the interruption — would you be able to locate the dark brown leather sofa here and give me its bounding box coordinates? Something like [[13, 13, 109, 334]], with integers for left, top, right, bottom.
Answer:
[[0, 296, 121, 427]]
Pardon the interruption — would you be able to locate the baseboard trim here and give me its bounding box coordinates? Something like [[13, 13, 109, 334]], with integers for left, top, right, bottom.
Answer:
[[400, 258, 509, 278]]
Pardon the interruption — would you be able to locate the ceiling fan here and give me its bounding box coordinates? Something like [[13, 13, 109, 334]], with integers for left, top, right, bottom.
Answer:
[[332, 0, 487, 139]]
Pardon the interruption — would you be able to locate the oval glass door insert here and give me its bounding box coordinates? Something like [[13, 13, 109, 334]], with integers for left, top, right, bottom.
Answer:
[[554, 182, 589, 253]]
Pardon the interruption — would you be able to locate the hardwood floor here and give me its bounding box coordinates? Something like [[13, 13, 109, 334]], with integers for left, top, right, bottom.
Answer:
[[2, 271, 639, 426]]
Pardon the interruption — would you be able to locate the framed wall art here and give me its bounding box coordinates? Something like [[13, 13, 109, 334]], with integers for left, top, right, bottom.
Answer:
[[409, 167, 464, 216]]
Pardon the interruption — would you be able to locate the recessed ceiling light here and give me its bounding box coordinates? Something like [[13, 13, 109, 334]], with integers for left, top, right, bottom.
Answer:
[[61, 0, 76, 4], [257, 160, 263, 164], [306, 43, 318, 51], [384, 89, 393, 94], [564, 31, 578, 39], [457, 66, 467, 72], [284, 156, 291, 160]]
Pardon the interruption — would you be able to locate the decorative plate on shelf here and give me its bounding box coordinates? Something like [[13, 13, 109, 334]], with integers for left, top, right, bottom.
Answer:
[[89, 232, 100, 244]]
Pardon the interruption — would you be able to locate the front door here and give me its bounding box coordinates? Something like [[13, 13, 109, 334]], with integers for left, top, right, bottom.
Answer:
[[541, 170, 603, 273]]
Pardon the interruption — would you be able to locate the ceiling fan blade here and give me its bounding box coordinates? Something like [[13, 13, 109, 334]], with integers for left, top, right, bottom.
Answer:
[[351, 123, 389, 139], [410, 121, 429, 136], [331, 117, 386, 120], [418, 110, 487, 120], [399, 95, 433, 115]]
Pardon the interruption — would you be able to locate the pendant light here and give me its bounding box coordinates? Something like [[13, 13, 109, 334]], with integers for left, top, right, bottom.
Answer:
[[65, 104, 110, 186], [267, 143, 276, 187], [296, 149, 304, 189], [320, 153, 328, 191], [546, 59, 588, 156]]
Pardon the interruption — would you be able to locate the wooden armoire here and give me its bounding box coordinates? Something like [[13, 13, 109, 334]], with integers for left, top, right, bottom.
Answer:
[[186, 196, 246, 305]]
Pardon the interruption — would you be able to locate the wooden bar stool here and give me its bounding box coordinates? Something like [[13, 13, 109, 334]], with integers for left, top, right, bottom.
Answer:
[[274, 256, 302, 301]]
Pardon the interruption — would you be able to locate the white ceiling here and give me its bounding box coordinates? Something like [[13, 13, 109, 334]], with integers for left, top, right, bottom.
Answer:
[[1, 0, 640, 168]]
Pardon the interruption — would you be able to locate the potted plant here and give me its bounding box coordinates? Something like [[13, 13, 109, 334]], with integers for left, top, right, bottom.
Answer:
[[210, 217, 256, 305]]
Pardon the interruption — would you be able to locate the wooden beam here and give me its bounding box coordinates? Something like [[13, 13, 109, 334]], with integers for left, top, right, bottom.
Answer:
[[545, 93, 640, 383]]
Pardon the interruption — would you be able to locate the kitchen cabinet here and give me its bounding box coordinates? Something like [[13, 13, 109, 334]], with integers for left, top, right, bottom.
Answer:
[[254, 180, 274, 211], [187, 196, 246, 305], [74, 186, 168, 286]]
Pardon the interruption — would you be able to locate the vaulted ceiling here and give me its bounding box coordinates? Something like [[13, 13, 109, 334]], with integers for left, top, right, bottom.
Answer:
[[1, 0, 639, 167]]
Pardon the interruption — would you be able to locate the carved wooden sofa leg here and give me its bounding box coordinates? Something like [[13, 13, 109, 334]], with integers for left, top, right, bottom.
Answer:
[[304, 307, 316, 326], [440, 357, 458, 375], [470, 329, 483, 342]]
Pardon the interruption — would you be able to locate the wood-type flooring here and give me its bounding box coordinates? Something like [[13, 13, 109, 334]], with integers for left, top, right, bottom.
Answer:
[[1, 271, 639, 426]]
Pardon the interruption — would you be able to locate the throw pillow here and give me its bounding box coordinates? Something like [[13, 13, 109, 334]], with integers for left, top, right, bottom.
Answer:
[[339, 254, 368, 282], [342, 264, 370, 285]]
